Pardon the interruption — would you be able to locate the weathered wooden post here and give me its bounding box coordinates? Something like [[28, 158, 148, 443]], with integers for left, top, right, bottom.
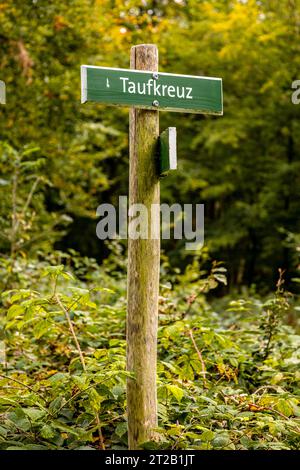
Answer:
[[126, 44, 160, 449]]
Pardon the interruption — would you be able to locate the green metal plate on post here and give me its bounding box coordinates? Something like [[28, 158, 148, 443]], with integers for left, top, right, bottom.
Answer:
[[159, 127, 177, 176], [81, 66, 223, 115]]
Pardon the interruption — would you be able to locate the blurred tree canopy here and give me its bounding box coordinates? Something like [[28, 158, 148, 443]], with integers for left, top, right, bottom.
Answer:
[[0, 0, 299, 291]]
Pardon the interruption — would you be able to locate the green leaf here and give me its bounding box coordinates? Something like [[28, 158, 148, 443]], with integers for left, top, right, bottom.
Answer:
[[40, 424, 56, 439], [72, 375, 88, 390], [8, 408, 31, 432], [0, 425, 8, 438], [51, 420, 81, 436], [6, 446, 27, 451], [49, 396, 64, 413], [7, 304, 24, 321], [75, 446, 96, 450], [140, 440, 161, 450], [33, 319, 52, 339], [23, 408, 46, 421], [198, 396, 218, 405], [115, 422, 127, 437], [275, 399, 294, 417], [88, 388, 103, 413], [111, 384, 125, 398], [7, 444, 49, 450], [200, 430, 215, 441], [229, 357, 239, 367], [212, 434, 231, 449]]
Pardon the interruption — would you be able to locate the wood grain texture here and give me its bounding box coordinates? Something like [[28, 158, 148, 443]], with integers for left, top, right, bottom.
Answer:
[[126, 44, 160, 450]]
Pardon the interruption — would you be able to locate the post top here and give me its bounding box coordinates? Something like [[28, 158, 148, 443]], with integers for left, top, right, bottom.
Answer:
[[130, 44, 158, 71]]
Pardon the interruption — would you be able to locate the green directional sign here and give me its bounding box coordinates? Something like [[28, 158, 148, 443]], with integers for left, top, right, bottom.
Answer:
[[81, 65, 223, 115]]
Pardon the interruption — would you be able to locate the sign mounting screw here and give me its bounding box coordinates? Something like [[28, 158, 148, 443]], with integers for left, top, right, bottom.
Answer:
[[152, 72, 159, 80], [152, 100, 159, 107]]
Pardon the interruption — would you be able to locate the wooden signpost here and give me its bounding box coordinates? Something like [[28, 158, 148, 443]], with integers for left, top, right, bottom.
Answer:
[[81, 44, 223, 450]]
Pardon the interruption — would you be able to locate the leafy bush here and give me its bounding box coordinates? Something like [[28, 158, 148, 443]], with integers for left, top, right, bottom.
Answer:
[[0, 259, 299, 450]]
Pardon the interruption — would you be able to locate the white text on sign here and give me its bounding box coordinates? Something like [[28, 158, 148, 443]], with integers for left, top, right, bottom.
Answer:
[[119, 77, 193, 100]]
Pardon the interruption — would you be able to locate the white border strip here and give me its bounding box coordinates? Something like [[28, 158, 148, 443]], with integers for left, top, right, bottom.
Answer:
[[81, 66, 87, 104], [169, 127, 177, 170]]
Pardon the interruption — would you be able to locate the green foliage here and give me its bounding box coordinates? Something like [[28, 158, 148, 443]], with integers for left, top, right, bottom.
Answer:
[[0, 142, 69, 257], [0, 260, 299, 450]]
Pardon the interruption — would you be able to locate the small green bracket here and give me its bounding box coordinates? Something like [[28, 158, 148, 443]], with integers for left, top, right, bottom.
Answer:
[[159, 127, 177, 177], [0, 81, 6, 104]]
